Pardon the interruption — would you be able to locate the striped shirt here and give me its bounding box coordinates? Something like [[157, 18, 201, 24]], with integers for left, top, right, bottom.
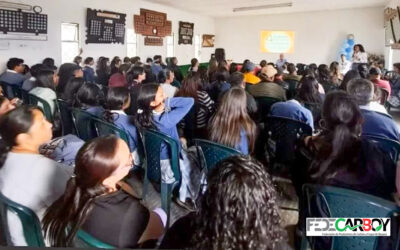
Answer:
[[197, 91, 214, 128]]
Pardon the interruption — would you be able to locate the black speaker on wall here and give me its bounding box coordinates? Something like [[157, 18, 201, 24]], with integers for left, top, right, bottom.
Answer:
[[215, 48, 225, 63]]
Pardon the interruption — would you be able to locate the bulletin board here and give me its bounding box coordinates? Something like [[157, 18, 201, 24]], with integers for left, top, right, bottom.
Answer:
[[134, 8, 171, 46], [178, 21, 193, 45], [86, 8, 126, 44]]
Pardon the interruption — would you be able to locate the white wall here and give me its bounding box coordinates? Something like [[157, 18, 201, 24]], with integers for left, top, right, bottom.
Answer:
[[215, 7, 385, 65], [0, 0, 215, 70]]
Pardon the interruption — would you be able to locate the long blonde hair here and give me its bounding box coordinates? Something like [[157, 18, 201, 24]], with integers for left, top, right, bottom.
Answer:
[[209, 88, 256, 153]]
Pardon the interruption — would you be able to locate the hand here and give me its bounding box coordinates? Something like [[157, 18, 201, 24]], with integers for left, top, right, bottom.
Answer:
[[180, 137, 187, 150]]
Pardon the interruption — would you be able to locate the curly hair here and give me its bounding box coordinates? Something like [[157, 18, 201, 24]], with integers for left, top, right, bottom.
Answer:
[[192, 155, 286, 249]]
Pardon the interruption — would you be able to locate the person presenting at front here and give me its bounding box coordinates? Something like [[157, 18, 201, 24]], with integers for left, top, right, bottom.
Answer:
[[351, 44, 368, 70], [276, 53, 287, 71]]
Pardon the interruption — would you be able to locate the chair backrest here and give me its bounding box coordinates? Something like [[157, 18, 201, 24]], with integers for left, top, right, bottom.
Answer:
[[285, 79, 298, 100], [10, 85, 22, 99], [93, 118, 130, 146], [20, 89, 29, 104], [265, 116, 312, 164], [322, 82, 337, 93], [254, 96, 282, 120], [28, 94, 53, 122], [304, 102, 322, 126], [71, 108, 99, 141], [0, 192, 45, 247], [0, 81, 13, 98], [193, 139, 241, 173], [302, 184, 400, 250], [56, 99, 76, 135], [362, 134, 400, 164], [142, 129, 180, 184], [380, 88, 389, 105], [74, 230, 114, 249]]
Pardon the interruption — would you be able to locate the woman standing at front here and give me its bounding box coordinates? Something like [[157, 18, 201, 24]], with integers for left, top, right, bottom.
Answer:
[[351, 44, 368, 70]]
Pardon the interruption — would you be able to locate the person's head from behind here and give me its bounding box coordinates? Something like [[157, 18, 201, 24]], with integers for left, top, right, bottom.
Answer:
[[287, 63, 296, 75], [30, 64, 45, 79], [118, 63, 131, 76], [75, 82, 103, 108], [297, 76, 322, 103], [259, 65, 277, 82], [340, 70, 360, 90], [191, 58, 199, 68], [61, 77, 84, 104], [123, 56, 130, 64], [146, 57, 153, 64], [126, 66, 146, 84], [193, 155, 284, 249], [177, 74, 202, 100], [0, 96, 16, 117], [106, 87, 131, 111], [158, 69, 174, 84], [393, 63, 400, 74], [42, 135, 132, 247], [259, 60, 267, 68], [36, 69, 58, 90], [97, 57, 110, 71], [369, 67, 382, 81], [317, 64, 330, 80], [57, 63, 83, 93], [229, 72, 245, 89], [242, 61, 256, 74], [330, 61, 339, 75], [346, 78, 374, 106], [84, 57, 94, 66], [131, 56, 141, 65], [42, 58, 56, 70], [229, 63, 238, 74], [0, 106, 52, 152], [172, 57, 178, 66], [153, 55, 162, 64], [354, 44, 365, 53], [73, 56, 82, 66], [209, 88, 256, 153], [136, 83, 166, 129], [7, 58, 24, 73], [357, 64, 369, 79]]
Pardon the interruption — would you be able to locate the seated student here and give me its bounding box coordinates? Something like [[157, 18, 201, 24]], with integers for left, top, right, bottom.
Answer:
[[369, 67, 391, 96], [96, 57, 111, 86], [104, 87, 141, 164], [159, 155, 288, 249], [0, 106, 73, 246], [294, 91, 395, 201], [339, 69, 360, 91], [151, 55, 163, 79], [229, 72, 258, 121], [298, 76, 324, 103], [22, 64, 43, 92], [74, 82, 105, 117], [347, 78, 400, 140], [158, 69, 178, 98], [42, 136, 165, 248], [206, 67, 231, 103], [136, 84, 196, 210], [59, 77, 85, 106], [242, 61, 261, 85], [126, 66, 146, 116], [176, 74, 215, 131], [82, 57, 96, 83], [247, 65, 286, 100], [29, 69, 59, 115], [189, 58, 199, 73], [42, 57, 57, 71], [57, 63, 83, 95], [283, 63, 302, 82], [108, 63, 130, 88], [110, 57, 122, 75], [209, 88, 256, 155], [270, 96, 314, 130], [0, 58, 26, 87], [167, 57, 183, 83]]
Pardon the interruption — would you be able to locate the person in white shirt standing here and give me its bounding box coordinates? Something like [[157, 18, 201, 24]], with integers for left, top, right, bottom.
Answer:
[[159, 69, 178, 98], [276, 53, 287, 71], [351, 44, 368, 70], [339, 54, 351, 75]]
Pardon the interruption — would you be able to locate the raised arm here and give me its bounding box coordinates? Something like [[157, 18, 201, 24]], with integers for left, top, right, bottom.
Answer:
[[159, 97, 194, 128]]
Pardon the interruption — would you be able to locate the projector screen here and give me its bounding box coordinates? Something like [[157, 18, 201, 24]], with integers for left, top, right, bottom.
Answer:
[[260, 31, 295, 53]]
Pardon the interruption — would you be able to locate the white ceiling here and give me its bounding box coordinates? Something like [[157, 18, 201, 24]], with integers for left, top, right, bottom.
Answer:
[[144, 0, 389, 17]]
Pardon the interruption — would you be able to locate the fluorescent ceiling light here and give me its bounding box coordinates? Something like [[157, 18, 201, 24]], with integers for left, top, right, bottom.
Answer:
[[233, 2, 292, 12], [0, 1, 32, 11]]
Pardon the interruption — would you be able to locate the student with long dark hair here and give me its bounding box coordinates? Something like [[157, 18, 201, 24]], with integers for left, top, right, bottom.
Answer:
[[352, 44, 368, 70], [42, 136, 165, 247], [126, 66, 146, 116], [297, 76, 323, 104], [59, 77, 84, 106], [135, 84, 196, 209], [96, 57, 110, 86], [0, 106, 73, 246], [57, 63, 83, 95], [29, 69, 59, 115], [206, 66, 231, 102], [209, 88, 256, 154], [110, 57, 122, 75], [339, 69, 360, 91], [294, 91, 395, 200], [190, 58, 200, 73], [104, 87, 140, 165], [74, 82, 105, 117], [160, 155, 288, 249]]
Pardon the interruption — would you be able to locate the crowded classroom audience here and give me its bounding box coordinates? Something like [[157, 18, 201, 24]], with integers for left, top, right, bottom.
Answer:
[[0, 44, 400, 249]]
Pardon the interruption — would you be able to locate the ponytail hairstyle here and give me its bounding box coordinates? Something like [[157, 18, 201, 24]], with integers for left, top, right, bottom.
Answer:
[[42, 135, 121, 247], [135, 83, 159, 129], [104, 87, 130, 123], [312, 91, 363, 180], [209, 88, 256, 153], [297, 76, 322, 104]]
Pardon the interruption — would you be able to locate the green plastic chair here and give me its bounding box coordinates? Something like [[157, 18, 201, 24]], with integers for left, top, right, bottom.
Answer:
[[321, 83, 337, 93], [141, 129, 180, 228], [254, 96, 282, 120], [193, 139, 241, 173], [74, 230, 114, 248], [10, 85, 22, 99], [300, 184, 400, 250], [28, 94, 54, 122], [20, 89, 29, 104], [93, 118, 130, 146], [0, 192, 45, 247], [285, 79, 298, 100], [362, 134, 400, 164], [71, 108, 99, 141], [56, 99, 76, 135], [0, 81, 14, 99]]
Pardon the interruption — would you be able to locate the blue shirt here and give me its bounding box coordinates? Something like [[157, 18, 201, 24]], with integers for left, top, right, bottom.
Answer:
[[111, 111, 138, 152], [270, 100, 314, 129], [151, 63, 163, 80], [361, 109, 400, 141], [83, 106, 104, 117], [83, 66, 96, 83], [235, 129, 249, 155], [0, 70, 25, 86], [153, 97, 194, 159]]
